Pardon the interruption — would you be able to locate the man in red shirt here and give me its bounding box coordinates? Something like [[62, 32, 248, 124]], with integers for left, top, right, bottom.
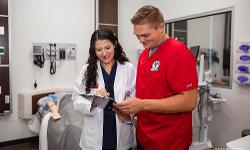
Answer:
[[114, 5, 198, 150]]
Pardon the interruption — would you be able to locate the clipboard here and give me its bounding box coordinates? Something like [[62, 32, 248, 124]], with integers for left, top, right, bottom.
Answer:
[[80, 94, 116, 109]]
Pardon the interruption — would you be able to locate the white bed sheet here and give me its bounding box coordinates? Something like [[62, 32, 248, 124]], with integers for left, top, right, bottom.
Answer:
[[39, 112, 52, 150]]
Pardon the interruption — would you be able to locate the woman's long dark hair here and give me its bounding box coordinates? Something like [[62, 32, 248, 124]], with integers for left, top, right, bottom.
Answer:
[[84, 29, 129, 93]]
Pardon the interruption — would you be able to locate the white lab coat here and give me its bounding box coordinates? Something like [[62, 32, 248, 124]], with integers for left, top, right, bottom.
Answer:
[[72, 60, 136, 150]]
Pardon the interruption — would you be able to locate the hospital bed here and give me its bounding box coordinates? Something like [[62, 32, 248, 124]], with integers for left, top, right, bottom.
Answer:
[[30, 90, 84, 150], [226, 135, 250, 149]]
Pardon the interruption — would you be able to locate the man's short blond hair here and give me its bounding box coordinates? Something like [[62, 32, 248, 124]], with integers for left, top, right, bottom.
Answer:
[[131, 5, 164, 28]]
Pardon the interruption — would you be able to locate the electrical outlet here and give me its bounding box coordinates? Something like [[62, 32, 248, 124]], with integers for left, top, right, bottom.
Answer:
[[5, 95, 10, 104]]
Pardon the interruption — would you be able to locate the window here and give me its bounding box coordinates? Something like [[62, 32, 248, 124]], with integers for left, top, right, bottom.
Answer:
[[166, 8, 233, 88]]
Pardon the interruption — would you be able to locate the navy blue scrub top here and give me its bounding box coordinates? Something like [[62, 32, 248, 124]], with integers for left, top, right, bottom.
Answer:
[[101, 61, 117, 150]]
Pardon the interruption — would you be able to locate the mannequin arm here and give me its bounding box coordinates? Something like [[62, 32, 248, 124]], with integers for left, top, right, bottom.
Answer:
[[48, 101, 62, 120]]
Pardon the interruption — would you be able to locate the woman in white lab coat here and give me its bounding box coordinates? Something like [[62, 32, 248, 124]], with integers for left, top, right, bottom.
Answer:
[[72, 29, 136, 150]]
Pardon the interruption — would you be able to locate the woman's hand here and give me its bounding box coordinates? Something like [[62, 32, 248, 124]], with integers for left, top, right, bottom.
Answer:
[[90, 101, 97, 111], [96, 88, 110, 97]]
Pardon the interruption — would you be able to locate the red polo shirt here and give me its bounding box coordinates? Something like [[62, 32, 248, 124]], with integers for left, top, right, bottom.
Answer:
[[136, 38, 198, 150]]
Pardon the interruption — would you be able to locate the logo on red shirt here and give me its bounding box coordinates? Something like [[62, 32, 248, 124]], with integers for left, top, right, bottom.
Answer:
[[150, 60, 160, 71], [186, 83, 193, 88]]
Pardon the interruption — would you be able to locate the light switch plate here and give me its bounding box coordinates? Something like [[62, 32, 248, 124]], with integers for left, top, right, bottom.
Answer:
[[5, 95, 10, 104], [0, 26, 4, 35]]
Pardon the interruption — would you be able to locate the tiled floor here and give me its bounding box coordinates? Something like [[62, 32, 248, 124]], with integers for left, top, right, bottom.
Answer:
[[0, 142, 38, 150]]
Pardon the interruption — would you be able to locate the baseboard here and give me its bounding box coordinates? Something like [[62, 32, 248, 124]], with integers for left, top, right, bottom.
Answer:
[[0, 136, 38, 147]]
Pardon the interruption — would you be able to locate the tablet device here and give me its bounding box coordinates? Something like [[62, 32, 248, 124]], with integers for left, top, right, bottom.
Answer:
[[81, 94, 116, 109]]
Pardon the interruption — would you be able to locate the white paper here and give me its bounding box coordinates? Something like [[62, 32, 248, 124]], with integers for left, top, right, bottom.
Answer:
[[0, 26, 4, 35]]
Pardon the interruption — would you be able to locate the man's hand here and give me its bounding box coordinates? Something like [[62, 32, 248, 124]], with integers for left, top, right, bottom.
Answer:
[[112, 108, 131, 122], [113, 97, 143, 115]]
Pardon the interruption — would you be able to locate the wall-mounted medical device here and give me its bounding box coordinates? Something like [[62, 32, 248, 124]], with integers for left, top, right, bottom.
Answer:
[[32, 42, 77, 60], [32, 42, 77, 73], [33, 45, 45, 68], [32, 42, 77, 88], [33, 45, 43, 55]]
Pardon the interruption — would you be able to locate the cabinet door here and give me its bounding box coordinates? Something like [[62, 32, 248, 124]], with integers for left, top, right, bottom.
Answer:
[[0, 67, 10, 113], [0, 17, 9, 64], [0, 0, 10, 113], [97, 0, 118, 35], [99, 0, 118, 24], [0, 0, 8, 15]]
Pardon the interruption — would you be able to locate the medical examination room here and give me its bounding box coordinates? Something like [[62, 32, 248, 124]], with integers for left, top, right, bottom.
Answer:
[[0, 0, 250, 150]]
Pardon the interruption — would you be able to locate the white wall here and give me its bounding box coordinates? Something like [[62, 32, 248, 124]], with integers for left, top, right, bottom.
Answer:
[[0, 0, 95, 142], [119, 0, 250, 148]]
